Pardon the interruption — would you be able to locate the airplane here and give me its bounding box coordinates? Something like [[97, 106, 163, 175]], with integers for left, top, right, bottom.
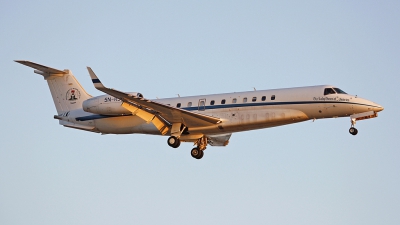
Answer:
[[15, 60, 384, 159]]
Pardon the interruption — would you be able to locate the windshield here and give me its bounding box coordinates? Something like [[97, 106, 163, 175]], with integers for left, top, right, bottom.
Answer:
[[333, 88, 347, 94], [324, 88, 336, 95]]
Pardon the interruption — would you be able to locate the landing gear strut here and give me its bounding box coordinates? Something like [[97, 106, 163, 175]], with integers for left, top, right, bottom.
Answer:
[[167, 136, 181, 148]]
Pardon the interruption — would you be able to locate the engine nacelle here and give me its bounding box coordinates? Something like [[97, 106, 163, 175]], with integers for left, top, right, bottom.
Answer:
[[82, 92, 143, 115]]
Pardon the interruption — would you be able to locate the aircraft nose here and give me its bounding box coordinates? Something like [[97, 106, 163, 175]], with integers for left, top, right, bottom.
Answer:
[[361, 98, 384, 112], [369, 101, 384, 112], [375, 104, 384, 112]]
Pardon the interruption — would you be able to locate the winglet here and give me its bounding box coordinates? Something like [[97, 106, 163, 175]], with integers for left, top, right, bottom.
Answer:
[[87, 67, 105, 89]]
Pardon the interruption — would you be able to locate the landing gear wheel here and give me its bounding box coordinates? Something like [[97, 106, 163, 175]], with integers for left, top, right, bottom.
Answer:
[[198, 150, 204, 159], [167, 136, 181, 148], [349, 127, 358, 135], [191, 148, 204, 159]]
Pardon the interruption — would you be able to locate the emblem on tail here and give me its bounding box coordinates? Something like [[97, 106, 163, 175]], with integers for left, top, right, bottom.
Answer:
[[66, 88, 81, 103]]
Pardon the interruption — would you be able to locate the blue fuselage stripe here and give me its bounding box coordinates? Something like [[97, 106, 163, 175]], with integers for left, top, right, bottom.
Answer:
[[181, 100, 378, 111], [75, 100, 378, 121], [76, 114, 127, 121]]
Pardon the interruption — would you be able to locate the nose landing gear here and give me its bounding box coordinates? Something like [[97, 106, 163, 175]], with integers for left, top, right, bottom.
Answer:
[[349, 118, 358, 135]]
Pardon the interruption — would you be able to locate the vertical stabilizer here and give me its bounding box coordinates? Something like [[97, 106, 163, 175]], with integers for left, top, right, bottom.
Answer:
[[15, 60, 92, 114]]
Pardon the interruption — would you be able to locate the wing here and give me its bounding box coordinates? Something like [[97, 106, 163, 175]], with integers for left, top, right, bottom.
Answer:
[[87, 67, 221, 135]]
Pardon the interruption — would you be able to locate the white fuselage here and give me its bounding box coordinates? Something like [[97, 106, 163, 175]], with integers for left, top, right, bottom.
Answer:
[[16, 60, 384, 159], [69, 85, 383, 136]]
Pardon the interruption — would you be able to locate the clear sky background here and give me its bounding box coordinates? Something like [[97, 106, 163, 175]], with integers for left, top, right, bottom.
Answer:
[[1, 1, 399, 224]]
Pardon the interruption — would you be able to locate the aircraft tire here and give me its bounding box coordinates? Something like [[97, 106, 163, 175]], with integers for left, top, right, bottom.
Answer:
[[349, 127, 358, 135], [191, 148, 203, 159], [168, 136, 180, 148], [198, 150, 204, 159]]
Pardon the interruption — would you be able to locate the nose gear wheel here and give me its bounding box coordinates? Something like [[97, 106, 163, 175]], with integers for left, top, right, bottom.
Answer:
[[349, 127, 358, 135]]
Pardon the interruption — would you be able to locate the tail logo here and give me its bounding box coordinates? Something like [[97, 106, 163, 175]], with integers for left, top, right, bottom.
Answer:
[[66, 88, 81, 104]]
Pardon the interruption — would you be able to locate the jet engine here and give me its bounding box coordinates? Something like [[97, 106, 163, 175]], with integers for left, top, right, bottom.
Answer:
[[82, 92, 143, 115]]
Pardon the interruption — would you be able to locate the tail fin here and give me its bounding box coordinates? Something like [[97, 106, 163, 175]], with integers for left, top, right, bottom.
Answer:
[[15, 60, 92, 114]]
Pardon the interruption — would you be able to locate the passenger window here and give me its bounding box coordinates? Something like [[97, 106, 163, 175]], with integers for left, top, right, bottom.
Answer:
[[187, 102, 192, 107], [243, 97, 247, 103], [271, 95, 275, 100], [176, 103, 181, 108], [261, 96, 266, 101], [252, 97, 257, 102], [324, 88, 336, 95], [221, 99, 226, 104], [232, 98, 237, 103], [210, 100, 215, 105]]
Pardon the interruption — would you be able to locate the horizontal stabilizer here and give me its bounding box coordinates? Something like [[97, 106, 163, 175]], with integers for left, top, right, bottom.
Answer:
[[15, 60, 67, 74], [61, 121, 99, 133]]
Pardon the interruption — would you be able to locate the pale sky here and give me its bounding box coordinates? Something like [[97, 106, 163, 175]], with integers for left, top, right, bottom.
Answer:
[[1, 1, 399, 225]]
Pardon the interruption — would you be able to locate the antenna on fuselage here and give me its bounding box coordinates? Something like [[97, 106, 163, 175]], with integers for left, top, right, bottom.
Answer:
[[177, 94, 180, 97], [253, 87, 256, 91]]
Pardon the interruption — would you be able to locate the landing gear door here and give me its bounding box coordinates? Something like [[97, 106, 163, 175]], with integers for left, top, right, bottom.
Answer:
[[198, 99, 206, 111]]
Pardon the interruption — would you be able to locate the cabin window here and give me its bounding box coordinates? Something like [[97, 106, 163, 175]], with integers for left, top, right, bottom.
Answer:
[[187, 102, 192, 107], [324, 88, 336, 95], [261, 96, 266, 101], [232, 98, 237, 103], [252, 97, 257, 102], [271, 95, 275, 100], [176, 103, 181, 108], [221, 99, 226, 104], [243, 97, 247, 103], [210, 100, 215, 105]]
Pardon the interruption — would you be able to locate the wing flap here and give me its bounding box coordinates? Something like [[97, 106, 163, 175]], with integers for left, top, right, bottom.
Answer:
[[121, 102, 169, 135]]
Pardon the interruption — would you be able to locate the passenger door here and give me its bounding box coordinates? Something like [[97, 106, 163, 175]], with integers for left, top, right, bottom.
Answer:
[[198, 99, 206, 111]]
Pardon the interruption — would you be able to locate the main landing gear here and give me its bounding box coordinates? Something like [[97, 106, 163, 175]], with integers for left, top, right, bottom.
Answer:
[[167, 136, 208, 160]]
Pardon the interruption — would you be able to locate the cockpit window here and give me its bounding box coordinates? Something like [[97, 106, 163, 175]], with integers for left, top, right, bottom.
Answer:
[[333, 88, 347, 94], [324, 88, 336, 95]]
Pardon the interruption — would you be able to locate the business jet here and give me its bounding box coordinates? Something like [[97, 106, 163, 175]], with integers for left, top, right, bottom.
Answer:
[[15, 60, 384, 159]]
